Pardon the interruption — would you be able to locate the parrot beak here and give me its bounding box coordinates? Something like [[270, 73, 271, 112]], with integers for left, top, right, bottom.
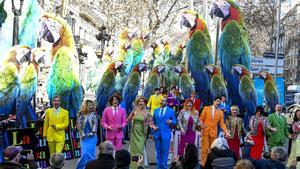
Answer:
[[114, 61, 123, 70], [259, 71, 267, 79], [125, 43, 132, 49], [232, 65, 242, 75], [157, 65, 165, 73], [181, 15, 192, 28], [138, 63, 147, 72], [15, 47, 32, 65], [174, 65, 182, 73], [39, 17, 62, 44], [143, 32, 151, 40], [33, 48, 47, 65], [182, 44, 186, 49], [129, 30, 137, 40], [205, 65, 214, 74], [210, 0, 231, 19]]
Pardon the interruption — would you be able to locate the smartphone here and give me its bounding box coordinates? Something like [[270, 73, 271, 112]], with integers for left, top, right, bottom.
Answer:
[[132, 155, 139, 162], [297, 156, 300, 161], [20, 150, 31, 156]]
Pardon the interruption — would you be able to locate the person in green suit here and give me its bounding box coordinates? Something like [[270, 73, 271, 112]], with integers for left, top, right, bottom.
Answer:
[[267, 104, 290, 149]]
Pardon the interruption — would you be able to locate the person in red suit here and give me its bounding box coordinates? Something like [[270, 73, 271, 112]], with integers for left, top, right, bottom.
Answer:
[[190, 91, 201, 113]]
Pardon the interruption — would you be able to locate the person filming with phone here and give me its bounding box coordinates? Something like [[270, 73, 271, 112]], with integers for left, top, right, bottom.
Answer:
[[0, 146, 38, 169], [114, 149, 144, 169]]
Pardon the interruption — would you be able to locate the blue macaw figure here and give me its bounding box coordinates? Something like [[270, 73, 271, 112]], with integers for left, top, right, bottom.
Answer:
[[122, 62, 147, 114]]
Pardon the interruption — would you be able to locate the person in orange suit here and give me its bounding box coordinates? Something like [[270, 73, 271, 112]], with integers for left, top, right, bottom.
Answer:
[[199, 96, 230, 167]]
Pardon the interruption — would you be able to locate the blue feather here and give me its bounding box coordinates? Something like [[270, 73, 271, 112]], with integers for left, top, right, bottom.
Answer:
[[122, 72, 141, 114]]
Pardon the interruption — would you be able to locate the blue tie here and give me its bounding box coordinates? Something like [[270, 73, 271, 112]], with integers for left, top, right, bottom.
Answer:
[[160, 108, 163, 119]]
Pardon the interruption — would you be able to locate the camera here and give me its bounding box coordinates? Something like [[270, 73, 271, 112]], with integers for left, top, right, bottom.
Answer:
[[132, 155, 141, 162]]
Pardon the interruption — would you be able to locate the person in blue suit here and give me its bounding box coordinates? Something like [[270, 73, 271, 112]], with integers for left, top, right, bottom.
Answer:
[[151, 97, 176, 169]]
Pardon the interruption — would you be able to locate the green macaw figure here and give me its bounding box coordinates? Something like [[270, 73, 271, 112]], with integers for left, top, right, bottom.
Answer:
[[174, 65, 194, 99], [259, 70, 279, 113], [181, 10, 214, 105], [232, 64, 257, 129], [205, 64, 228, 99]]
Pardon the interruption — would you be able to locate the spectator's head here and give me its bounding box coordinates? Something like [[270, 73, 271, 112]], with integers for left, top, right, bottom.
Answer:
[[134, 96, 148, 109], [213, 96, 222, 107], [182, 144, 198, 169], [109, 94, 122, 107], [3, 146, 23, 163], [234, 159, 254, 169], [52, 95, 61, 109], [211, 136, 229, 150], [115, 149, 131, 168], [255, 106, 265, 116], [230, 105, 239, 116], [99, 141, 115, 157], [270, 146, 287, 163], [294, 109, 300, 122], [275, 104, 283, 113], [49, 153, 65, 169], [221, 95, 226, 102]]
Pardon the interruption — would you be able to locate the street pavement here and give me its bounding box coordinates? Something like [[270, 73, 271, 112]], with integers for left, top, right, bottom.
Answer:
[[64, 140, 157, 169]]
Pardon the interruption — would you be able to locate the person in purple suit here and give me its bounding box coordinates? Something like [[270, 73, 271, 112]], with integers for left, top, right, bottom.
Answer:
[[101, 94, 127, 150]]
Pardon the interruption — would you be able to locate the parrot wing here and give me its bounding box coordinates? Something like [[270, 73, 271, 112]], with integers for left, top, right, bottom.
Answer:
[[142, 73, 159, 99], [0, 0, 7, 28], [47, 46, 82, 118], [210, 74, 228, 99], [187, 30, 213, 105], [16, 63, 37, 126], [0, 63, 19, 116], [219, 21, 251, 109], [122, 72, 141, 114], [179, 73, 194, 99], [96, 70, 116, 114], [264, 80, 279, 113]]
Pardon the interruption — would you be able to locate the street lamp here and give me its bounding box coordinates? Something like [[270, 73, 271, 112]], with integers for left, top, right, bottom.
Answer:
[[96, 26, 111, 59], [12, 0, 24, 46]]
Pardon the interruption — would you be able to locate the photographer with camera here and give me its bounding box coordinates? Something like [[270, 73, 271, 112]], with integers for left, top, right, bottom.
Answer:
[[0, 146, 37, 169], [115, 149, 144, 169]]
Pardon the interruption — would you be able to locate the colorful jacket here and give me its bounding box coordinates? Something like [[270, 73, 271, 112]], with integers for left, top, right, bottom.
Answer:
[[249, 115, 270, 136], [177, 110, 200, 132], [225, 116, 245, 139], [76, 111, 98, 138]]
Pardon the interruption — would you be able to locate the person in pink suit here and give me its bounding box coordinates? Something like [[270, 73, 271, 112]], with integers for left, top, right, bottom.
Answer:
[[101, 94, 127, 150]]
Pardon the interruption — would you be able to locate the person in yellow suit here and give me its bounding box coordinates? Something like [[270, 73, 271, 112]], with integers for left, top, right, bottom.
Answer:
[[147, 88, 164, 115], [43, 95, 69, 156]]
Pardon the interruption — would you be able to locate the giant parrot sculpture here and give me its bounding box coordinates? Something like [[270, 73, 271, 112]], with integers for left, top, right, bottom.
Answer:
[[210, 0, 251, 110], [142, 64, 166, 99], [259, 70, 279, 113], [232, 64, 257, 129], [16, 48, 46, 128], [96, 61, 123, 115], [39, 13, 83, 118], [174, 65, 194, 99], [181, 10, 214, 106], [205, 64, 228, 100], [122, 62, 147, 114], [0, 45, 31, 117]]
